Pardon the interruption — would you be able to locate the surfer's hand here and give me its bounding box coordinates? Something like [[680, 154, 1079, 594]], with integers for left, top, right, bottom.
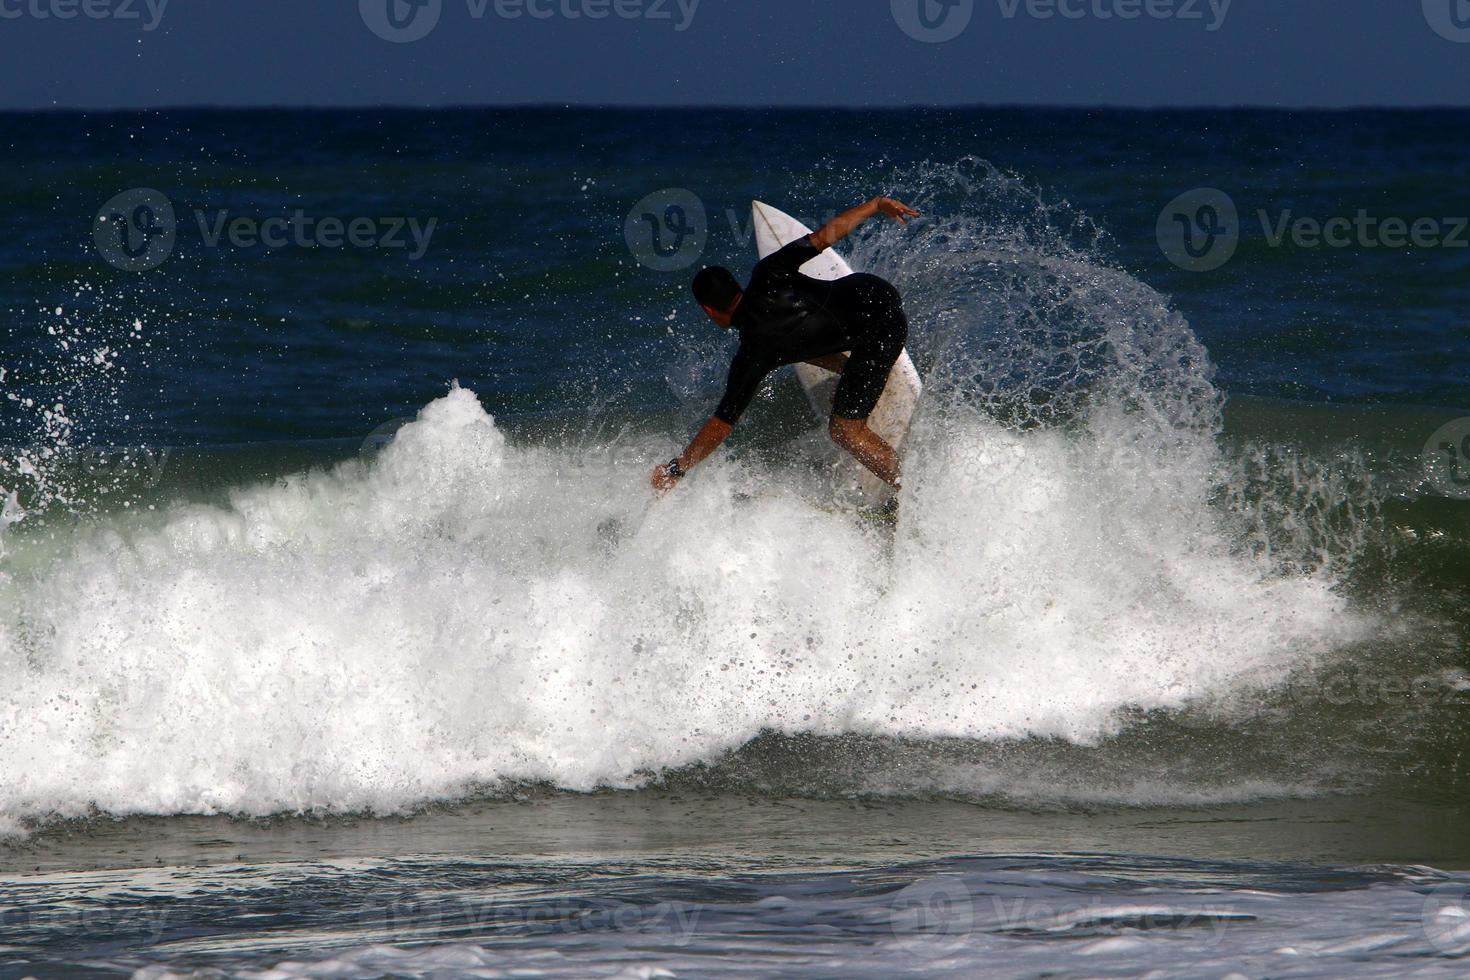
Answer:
[[874, 197, 920, 224], [651, 463, 681, 495]]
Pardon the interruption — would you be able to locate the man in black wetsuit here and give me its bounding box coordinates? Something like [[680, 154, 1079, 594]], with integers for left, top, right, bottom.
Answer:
[[651, 196, 920, 497]]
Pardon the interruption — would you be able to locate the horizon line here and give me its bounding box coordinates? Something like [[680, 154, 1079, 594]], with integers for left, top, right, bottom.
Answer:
[[4, 102, 1470, 115]]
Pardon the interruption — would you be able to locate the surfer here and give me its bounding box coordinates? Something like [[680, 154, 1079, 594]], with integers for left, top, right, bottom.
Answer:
[[652, 196, 920, 497]]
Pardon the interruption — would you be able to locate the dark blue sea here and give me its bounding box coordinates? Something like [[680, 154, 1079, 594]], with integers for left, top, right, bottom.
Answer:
[[1, 107, 1469, 977]]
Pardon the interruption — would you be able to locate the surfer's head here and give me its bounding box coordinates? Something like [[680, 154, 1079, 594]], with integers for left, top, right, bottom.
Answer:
[[692, 266, 742, 327]]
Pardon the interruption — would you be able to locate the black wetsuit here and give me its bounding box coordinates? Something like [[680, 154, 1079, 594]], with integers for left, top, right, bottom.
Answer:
[[713, 237, 909, 425]]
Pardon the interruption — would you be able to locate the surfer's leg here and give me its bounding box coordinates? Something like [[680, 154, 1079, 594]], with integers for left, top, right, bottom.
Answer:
[[829, 415, 901, 488], [829, 320, 905, 487], [828, 279, 908, 489]]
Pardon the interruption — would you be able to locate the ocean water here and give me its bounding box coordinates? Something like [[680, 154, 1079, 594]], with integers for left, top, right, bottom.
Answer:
[[0, 107, 1468, 977]]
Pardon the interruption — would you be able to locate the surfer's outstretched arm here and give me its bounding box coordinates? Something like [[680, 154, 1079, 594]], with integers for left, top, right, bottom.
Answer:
[[809, 197, 920, 251], [651, 417, 732, 494]]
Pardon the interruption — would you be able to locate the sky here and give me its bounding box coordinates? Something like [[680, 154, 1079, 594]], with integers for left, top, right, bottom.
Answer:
[[1, 0, 1469, 110]]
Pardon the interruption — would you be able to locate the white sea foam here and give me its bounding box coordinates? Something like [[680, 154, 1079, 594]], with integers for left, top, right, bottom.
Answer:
[[0, 379, 1371, 826]]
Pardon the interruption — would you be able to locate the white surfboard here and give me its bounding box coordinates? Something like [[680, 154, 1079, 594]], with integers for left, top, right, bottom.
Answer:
[[751, 200, 922, 499]]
